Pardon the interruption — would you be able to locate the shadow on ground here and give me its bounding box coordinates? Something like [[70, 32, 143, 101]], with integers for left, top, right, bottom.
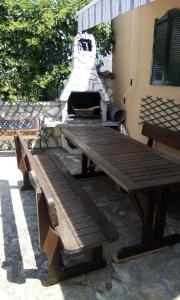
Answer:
[[0, 180, 25, 284], [0, 151, 180, 300], [0, 180, 47, 284]]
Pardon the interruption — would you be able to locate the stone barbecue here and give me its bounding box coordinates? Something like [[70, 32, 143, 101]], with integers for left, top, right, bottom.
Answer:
[[60, 32, 109, 123]]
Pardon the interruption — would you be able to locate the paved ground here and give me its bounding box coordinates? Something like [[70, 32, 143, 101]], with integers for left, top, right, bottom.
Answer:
[[0, 149, 180, 300]]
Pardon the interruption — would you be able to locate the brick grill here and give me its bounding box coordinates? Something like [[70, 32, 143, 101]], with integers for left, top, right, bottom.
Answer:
[[59, 33, 109, 123]]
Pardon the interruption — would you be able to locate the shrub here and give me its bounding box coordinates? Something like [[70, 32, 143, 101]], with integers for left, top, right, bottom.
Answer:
[[0, 0, 112, 101]]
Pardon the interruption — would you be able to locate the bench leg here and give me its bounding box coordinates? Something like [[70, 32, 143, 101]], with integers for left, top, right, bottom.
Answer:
[[42, 228, 65, 286], [92, 245, 103, 262], [19, 156, 33, 191], [21, 171, 33, 191], [37, 192, 107, 285], [43, 246, 107, 286], [36, 191, 63, 283], [15, 137, 33, 191], [44, 245, 107, 286]]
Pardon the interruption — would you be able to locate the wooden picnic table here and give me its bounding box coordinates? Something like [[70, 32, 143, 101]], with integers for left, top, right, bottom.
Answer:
[[62, 126, 180, 260]]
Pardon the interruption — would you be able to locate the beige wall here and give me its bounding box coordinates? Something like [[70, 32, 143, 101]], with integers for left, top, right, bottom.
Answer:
[[112, 0, 180, 159]]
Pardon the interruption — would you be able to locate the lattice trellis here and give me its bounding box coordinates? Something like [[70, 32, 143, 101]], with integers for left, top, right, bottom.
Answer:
[[0, 128, 58, 150], [0, 119, 37, 130], [0, 101, 45, 119], [139, 96, 180, 132], [0, 100, 61, 150], [0, 101, 44, 150]]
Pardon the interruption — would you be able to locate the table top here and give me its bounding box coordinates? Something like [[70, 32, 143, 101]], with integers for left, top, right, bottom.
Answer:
[[62, 126, 180, 193]]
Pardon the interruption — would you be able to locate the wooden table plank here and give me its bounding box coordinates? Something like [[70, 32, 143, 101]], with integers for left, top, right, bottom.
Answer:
[[62, 126, 180, 192], [62, 128, 139, 192], [124, 165, 179, 175], [136, 175, 180, 190]]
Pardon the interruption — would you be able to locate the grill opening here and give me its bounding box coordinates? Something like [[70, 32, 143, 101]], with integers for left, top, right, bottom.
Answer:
[[68, 92, 101, 118]]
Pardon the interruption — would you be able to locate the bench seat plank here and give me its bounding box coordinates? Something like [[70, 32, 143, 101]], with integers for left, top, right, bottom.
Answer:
[[33, 154, 118, 253], [34, 155, 98, 253]]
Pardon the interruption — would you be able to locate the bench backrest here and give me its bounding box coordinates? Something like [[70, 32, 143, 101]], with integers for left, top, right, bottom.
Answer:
[[0, 117, 40, 140], [142, 122, 180, 150]]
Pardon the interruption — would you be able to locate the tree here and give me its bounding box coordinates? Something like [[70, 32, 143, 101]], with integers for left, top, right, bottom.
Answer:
[[0, 0, 112, 101]]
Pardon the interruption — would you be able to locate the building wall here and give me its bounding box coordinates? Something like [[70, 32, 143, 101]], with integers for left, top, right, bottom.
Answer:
[[112, 0, 180, 159]]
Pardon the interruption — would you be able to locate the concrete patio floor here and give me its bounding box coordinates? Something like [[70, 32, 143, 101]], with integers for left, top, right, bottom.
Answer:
[[0, 148, 180, 300]]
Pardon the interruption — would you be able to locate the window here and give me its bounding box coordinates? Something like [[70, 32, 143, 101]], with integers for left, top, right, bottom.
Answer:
[[151, 9, 180, 86]]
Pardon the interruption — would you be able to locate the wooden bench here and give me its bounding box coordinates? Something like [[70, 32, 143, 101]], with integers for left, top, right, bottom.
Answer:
[[142, 122, 180, 193], [127, 122, 180, 228], [142, 122, 180, 150], [0, 116, 41, 149], [14, 131, 119, 285]]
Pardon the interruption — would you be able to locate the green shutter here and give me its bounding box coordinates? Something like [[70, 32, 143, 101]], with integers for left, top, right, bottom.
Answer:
[[151, 19, 168, 85], [166, 15, 180, 86], [150, 9, 180, 87]]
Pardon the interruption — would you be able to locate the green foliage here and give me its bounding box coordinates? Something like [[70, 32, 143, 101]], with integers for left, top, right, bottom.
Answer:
[[0, 0, 112, 102]]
